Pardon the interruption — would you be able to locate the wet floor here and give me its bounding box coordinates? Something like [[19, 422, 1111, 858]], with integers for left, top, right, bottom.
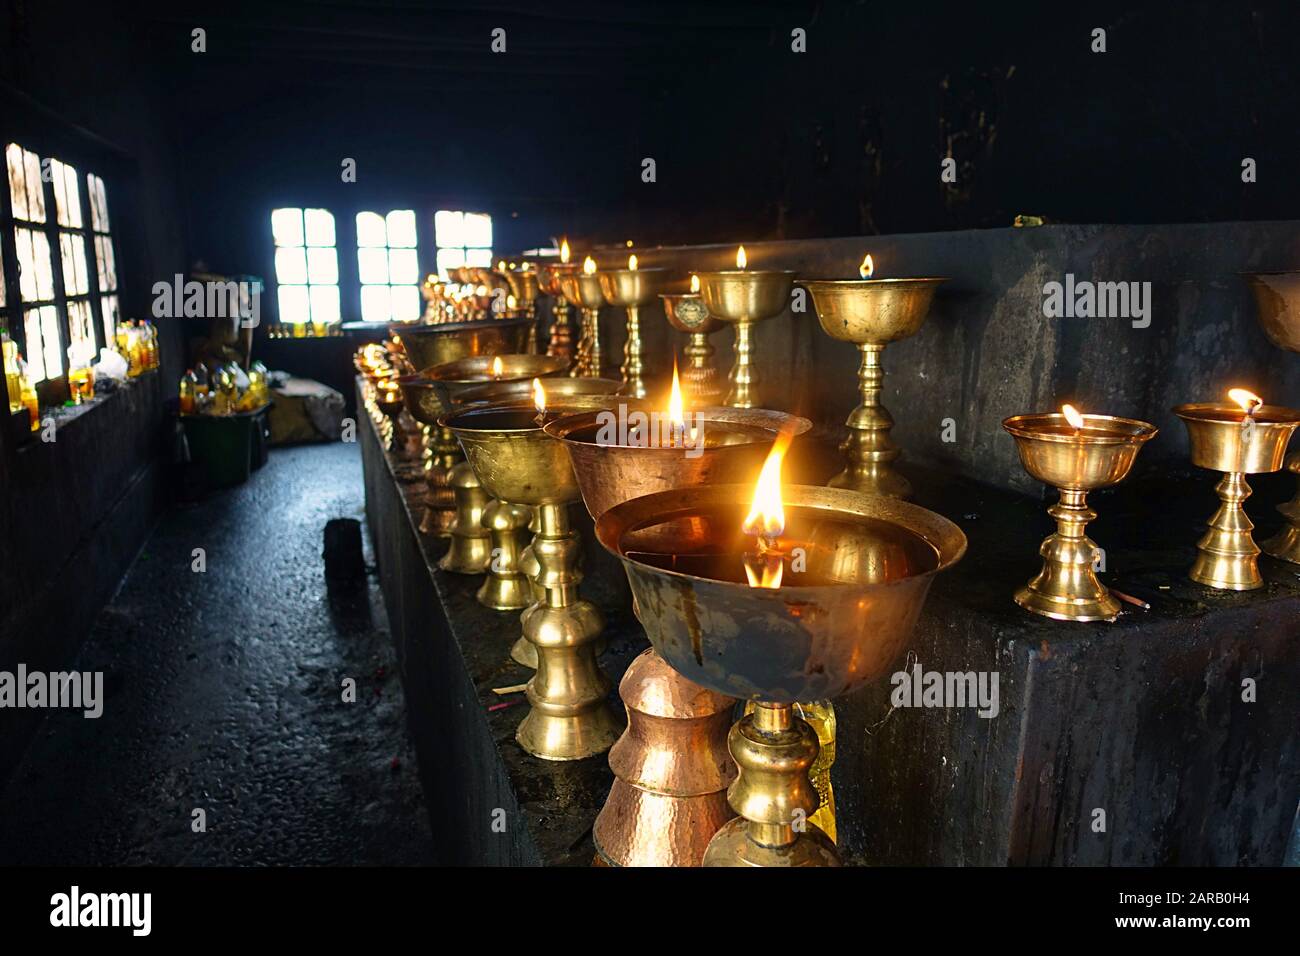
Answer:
[[0, 442, 436, 865]]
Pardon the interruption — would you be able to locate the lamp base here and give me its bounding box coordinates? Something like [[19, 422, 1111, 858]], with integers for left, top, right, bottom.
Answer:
[[1015, 489, 1119, 622], [1263, 458, 1300, 565], [702, 815, 839, 867], [1190, 472, 1263, 591]]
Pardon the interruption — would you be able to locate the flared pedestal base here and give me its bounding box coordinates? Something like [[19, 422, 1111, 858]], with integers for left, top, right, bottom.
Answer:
[[702, 816, 840, 867]]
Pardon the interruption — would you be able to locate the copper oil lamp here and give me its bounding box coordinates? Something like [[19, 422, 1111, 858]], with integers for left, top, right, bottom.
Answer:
[[695, 245, 794, 409], [1243, 271, 1300, 563], [443, 387, 624, 760], [1174, 390, 1300, 590], [424, 354, 569, 597], [597, 254, 668, 399], [559, 256, 607, 377], [661, 274, 726, 406], [800, 256, 945, 498], [1003, 405, 1157, 621], [546, 372, 811, 865], [596, 435, 967, 865]]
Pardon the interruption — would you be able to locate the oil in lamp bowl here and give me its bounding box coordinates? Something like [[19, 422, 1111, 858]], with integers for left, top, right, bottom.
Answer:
[[457, 376, 623, 406], [546, 407, 812, 527], [392, 317, 532, 371], [597, 267, 668, 307], [661, 293, 724, 335], [1173, 403, 1300, 473], [421, 353, 569, 409], [800, 277, 945, 344], [1003, 413, 1158, 490], [694, 269, 795, 323], [596, 483, 967, 703]]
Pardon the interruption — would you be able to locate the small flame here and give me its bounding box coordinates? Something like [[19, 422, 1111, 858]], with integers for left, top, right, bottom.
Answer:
[[736, 245, 747, 270], [497, 260, 507, 272], [744, 427, 795, 542], [628, 253, 638, 271], [859, 254, 874, 279], [1062, 403, 1085, 430], [583, 256, 597, 275], [1229, 388, 1263, 414], [560, 239, 570, 264], [492, 356, 504, 379], [533, 378, 547, 417], [690, 274, 700, 293], [506, 294, 517, 310], [668, 357, 685, 429]]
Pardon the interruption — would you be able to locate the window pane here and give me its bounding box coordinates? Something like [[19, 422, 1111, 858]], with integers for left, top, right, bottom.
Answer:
[[7, 144, 29, 221], [274, 247, 307, 284], [303, 208, 335, 247], [391, 285, 420, 322], [278, 285, 309, 324], [360, 285, 391, 323], [87, 174, 109, 232], [309, 285, 340, 324], [463, 213, 492, 248], [436, 248, 464, 279], [67, 300, 95, 366], [465, 247, 493, 268], [94, 235, 118, 292], [40, 305, 62, 378], [52, 160, 83, 229], [434, 210, 464, 247], [16, 228, 56, 301], [356, 211, 386, 247], [23, 308, 46, 383], [307, 246, 338, 284], [388, 248, 419, 285], [357, 247, 388, 284], [0, 232, 5, 307], [271, 207, 304, 247], [386, 210, 417, 247], [60, 233, 90, 296], [23, 149, 45, 223], [101, 294, 120, 345]]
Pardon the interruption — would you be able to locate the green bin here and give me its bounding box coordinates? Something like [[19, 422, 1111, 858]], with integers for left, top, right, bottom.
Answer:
[[179, 411, 260, 487]]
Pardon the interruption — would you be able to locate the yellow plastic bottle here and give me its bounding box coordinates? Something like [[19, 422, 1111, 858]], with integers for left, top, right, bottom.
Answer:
[[179, 370, 196, 415], [2, 330, 22, 412], [17, 356, 39, 432]]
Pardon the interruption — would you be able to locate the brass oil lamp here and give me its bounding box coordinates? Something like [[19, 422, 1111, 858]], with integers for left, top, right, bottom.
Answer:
[[696, 246, 794, 409], [559, 256, 607, 378], [598, 254, 668, 399], [547, 372, 811, 865], [596, 436, 966, 866], [1174, 390, 1300, 590], [424, 354, 569, 602], [661, 274, 725, 406], [444, 386, 624, 760], [503, 263, 541, 352], [398, 374, 462, 537], [1244, 271, 1300, 563], [1003, 405, 1157, 621], [534, 239, 578, 360], [591, 649, 737, 867], [801, 256, 945, 498]]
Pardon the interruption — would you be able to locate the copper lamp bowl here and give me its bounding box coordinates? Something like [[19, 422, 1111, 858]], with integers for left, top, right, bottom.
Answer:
[[597, 483, 967, 703], [661, 293, 724, 335]]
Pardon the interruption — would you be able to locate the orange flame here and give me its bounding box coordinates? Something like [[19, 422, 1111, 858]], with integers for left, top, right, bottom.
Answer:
[[628, 253, 638, 271], [506, 294, 517, 310], [583, 256, 597, 275], [492, 356, 504, 379], [1228, 388, 1263, 414], [1062, 403, 1085, 430], [560, 239, 570, 264], [497, 260, 507, 272], [668, 356, 685, 429], [744, 427, 794, 543], [533, 378, 547, 417], [690, 274, 700, 293], [859, 254, 874, 279], [736, 245, 747, 269]]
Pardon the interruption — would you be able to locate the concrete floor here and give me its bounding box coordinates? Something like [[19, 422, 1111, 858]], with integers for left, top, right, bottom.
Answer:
[[0, 442, 436, 865]]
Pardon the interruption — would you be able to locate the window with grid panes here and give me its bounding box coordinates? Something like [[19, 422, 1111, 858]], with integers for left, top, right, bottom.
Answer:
[[356, 210, 420, 322], [86, 173, 120, 347], [50, 158, 96, 370], [271, 207, 340, 330], [433, 211, 492, 280], [6, 143, 63, 383]]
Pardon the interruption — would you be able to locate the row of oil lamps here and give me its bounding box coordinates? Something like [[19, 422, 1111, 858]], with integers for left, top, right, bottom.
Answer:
[[356, 260, 1300, 867]]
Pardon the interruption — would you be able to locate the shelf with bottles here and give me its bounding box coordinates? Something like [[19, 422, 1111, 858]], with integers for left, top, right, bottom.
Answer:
[[264, 321, 345, 339], [178, 360, 271, 417]]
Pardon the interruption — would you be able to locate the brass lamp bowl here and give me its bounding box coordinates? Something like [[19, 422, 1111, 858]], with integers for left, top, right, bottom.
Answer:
[[598, 268, 669, 307], [397, 374, 450, 426], [458, 376, 623, 406], [695, 269, 795, 408], [546, 407, 812, 529], [1244, 271, 1300, 352], [558, 271, 606, 310], [801, 277, 944, 344], [596, 483, 967, 703], [1004, 413, 1157, 490], [1174, 404, 1299, 474], [393, 317, 531, 371], [662, 293, 724, 335], [505, 269, 540, 308], [537, 261, 578, 297], [422, 354, 569, 409]]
